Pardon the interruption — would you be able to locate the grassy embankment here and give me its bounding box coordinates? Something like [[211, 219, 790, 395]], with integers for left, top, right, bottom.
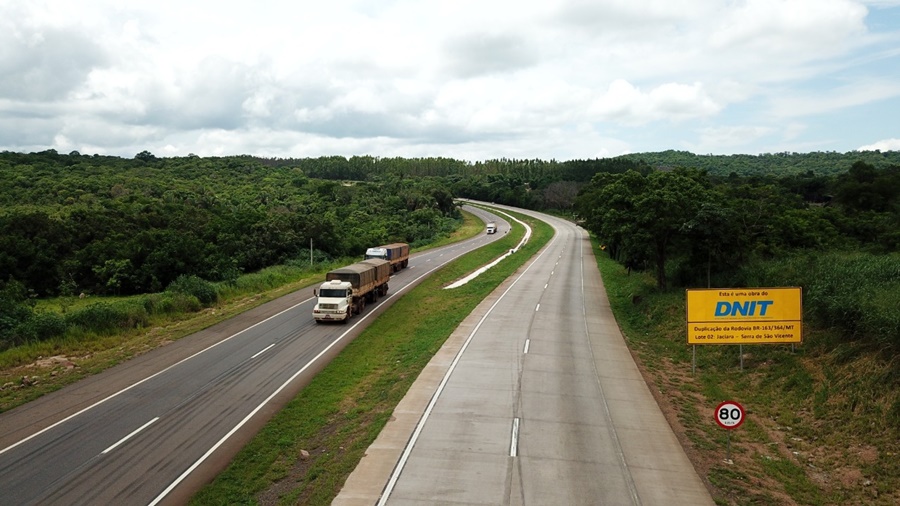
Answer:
[[591, 237, 899, 506], [10, 204, 895, 505], [190, 210, 553, 505], [0, 211, 484, 412], [1, 263, 344, 410]]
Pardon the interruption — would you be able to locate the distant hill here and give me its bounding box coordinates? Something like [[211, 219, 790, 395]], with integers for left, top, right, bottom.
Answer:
[[616, 150, 900, 177]]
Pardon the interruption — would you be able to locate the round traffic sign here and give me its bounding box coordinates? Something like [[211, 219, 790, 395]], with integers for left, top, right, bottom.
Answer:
[[714, 400, 745, 430]]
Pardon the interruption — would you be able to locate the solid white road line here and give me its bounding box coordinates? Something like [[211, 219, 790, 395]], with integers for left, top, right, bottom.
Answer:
[[102, 417, 159, 455], [251, 343, 276, 359], [510, 417, 520, 457]]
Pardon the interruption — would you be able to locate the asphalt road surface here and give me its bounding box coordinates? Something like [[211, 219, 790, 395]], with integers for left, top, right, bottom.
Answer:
[[0, 205, 506, 506], [335, 206, 714, 505]]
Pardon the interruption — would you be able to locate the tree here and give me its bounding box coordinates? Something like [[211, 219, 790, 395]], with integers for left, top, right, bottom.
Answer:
[[135, 150, 156, 162], [575, 169, 711, 290], [0, 280, 35, 349], [575, 170, 649, 268], [680, 198, 737, 288], [633, 170, 710, 290], [541, 181, 581, 210]]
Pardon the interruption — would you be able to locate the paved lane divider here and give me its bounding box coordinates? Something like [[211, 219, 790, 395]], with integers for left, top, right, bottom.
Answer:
[[102, 417, 159, 455]]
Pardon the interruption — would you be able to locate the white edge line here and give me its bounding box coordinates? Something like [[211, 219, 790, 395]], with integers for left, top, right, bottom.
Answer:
[[150, 252, 462, 506], [377, 225, 558, 506], [444, 206, 532, 289], [510, 417, 520, 457], [102, 417, 159, 454], [0, 297, 314, 457], [579, 228, 641, 505], [251, 343, 276, 359]]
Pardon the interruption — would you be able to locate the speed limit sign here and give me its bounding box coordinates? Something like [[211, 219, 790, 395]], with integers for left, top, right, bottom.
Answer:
[[715, 401, 745, 430]]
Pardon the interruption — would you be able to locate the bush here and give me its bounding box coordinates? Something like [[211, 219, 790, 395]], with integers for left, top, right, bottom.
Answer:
[[166, 275, 217, 305], [0, 281, 34, 345], [155, 292, 202, 314], [804, 252, 900, 344], [142, 293, 200, 315], [64, 302, 150, 333], [738, 251, 900, 350], [16, 312, 67, 342]]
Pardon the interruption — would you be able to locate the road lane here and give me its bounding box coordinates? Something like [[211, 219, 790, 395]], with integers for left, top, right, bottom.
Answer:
[[335, 207, 713, 505], [0, 205, 506, 505]]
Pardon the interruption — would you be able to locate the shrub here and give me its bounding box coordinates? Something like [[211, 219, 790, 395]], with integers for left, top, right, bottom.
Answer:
[[738, 251, 900, 351], [804, 252, 900, 345], [0, 281, 34, 345], [141, 293, 200, 315], [166, 275, 217, 305], [162, 293, 202, 313], [64, 302, 150, 333], [17, 312, 67, 342]]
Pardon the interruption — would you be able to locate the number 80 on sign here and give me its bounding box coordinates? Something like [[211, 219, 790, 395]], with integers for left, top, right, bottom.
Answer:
[[715, 400, 745, 430]]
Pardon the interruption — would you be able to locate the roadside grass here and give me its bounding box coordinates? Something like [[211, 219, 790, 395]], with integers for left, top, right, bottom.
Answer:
[[190, 211, 554, 505], [0, 211, 483, 412], [591, 236, 900, 505], [0, 267, 336, 410], [12, 206, 897, 505]]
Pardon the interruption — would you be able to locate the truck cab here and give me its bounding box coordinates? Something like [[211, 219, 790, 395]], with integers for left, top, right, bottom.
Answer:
[[313, 280, 353, 323], [364, 247, 387, 260]]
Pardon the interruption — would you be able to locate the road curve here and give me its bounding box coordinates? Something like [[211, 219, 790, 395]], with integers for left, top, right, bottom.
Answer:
[[0, 205, 506, 506], [335, 207, 714, 505]]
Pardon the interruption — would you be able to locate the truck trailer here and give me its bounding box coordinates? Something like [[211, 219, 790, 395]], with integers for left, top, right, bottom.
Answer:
[[364, 242, 409, 272], [313, 258, 391, 323]]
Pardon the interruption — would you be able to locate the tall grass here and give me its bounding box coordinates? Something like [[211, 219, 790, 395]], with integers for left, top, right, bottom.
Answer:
[[0, 209, 483, 411], [738, 251, 900, 351], [596, 240, 900, 505], [191, 211, 554, 505], [0, 260, 351, 365]]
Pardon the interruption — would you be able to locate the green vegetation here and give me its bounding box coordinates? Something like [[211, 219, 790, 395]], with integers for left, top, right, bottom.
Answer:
[[2, 147, 898, 503], [574, 164, 900, 354], [191, 210, 553, 505], [0, 151, 460, 300], [0, 209, 485, 412], [0, 258, 343, 410], [618, 149, 900, 177], [593, 240, 900, 505]]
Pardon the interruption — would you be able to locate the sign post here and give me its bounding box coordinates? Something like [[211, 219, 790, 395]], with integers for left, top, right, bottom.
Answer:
[[715, 400, 745, 462], [686, 287, 802, 371], [687, 287, 802, 345]]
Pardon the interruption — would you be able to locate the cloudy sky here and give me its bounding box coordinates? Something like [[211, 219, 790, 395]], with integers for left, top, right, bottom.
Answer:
[[2, 0, 899, 161]]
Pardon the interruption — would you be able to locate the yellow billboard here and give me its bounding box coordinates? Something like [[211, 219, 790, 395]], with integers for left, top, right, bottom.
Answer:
[[686, 287, 802, 344]]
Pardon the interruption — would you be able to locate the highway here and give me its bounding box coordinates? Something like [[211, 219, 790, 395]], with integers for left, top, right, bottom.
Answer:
[[0, 205, 506, 505], [335, 207, 714, 505]]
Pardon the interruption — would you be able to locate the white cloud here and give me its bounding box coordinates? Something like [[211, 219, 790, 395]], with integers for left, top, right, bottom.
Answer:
[[0, 21, 108, 101], [689, 125, 775, 153], [862, 1, 900, 6], [0, 0, 898, 159], [858, 138, 900, 151], [709, 0, 868, 59], [769, 79, 900, 118], [590, 80, 721, 125]]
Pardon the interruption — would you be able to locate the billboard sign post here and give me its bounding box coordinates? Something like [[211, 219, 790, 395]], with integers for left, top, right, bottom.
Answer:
[[686, 287, 802, 345]]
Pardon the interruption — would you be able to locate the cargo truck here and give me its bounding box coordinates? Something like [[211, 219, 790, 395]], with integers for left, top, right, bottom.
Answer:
[[313, 258, 391, 323], [364, 242, 409, 272], [486, 222, 496, 234]]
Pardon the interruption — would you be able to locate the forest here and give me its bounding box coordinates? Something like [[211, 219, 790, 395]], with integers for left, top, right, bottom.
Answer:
[[0, 148, 898, 354]]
